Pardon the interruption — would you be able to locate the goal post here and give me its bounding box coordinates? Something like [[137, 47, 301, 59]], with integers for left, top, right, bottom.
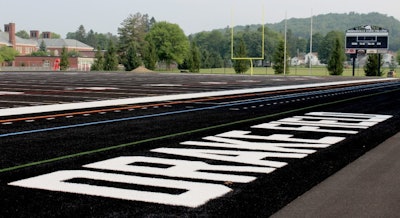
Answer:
[[231, 7, 265, 75]]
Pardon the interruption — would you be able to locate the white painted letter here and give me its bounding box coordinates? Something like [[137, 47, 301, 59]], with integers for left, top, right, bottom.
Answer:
[[182, 136, 322, 154], [84, 156, 275, 183], [252, 122, 359, 134], [9, 170, 231, 208], [152, 148, 307, 168], [217, 130, 345, 145]]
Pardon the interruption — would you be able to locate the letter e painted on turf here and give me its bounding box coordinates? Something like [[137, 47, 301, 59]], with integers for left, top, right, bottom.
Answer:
[[84, 156, 275, 183], [8, 170, 231, 208]]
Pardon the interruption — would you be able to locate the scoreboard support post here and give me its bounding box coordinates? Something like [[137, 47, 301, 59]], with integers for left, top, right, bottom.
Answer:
[[378, 54, 381, 77], [351, 54, 356, 77]]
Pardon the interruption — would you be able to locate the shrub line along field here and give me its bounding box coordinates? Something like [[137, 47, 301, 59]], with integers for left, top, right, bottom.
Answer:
[[164, 66, 399, 77]]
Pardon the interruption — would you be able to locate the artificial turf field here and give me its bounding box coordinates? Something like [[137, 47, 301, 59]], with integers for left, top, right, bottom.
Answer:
[[1, 72, 399, 217]]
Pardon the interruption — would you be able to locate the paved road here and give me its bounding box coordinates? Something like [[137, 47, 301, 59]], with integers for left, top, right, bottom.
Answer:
[[272, 131, 400, 218], [1, 72, 399, 217]]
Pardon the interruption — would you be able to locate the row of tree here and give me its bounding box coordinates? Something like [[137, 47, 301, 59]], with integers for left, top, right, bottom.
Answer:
[[2, 12, 399, 75], [68, 13, 199, 72], [65, 12, 350, 74]]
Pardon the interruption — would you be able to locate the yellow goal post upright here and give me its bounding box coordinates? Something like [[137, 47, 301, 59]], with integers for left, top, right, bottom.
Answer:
[[231, 6, 265, 75]]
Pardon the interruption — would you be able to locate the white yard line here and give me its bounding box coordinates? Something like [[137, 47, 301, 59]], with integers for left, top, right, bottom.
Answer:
[[0, 78, 395, 117]]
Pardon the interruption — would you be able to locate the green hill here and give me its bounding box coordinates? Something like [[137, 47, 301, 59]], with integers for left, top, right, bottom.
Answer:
[[233, 12, 400, 51]]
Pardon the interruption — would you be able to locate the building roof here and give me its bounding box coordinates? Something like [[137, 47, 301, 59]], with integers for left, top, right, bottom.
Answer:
[[0, 32, 12, 46], [0, 32, 37, 46], [38, 39, 93, 49], [0, 32, 93, 50]]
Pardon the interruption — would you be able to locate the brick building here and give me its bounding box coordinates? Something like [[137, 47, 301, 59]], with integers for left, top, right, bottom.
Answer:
[[0, 23, 37, 55], [0, 23, 94, 70]]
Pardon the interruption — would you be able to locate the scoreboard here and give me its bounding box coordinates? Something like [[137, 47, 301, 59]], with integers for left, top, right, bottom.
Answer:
[[345, 25, 389, 53]]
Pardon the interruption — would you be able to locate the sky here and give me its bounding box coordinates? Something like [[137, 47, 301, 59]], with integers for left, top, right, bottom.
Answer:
[[2, 0, 399, 38]]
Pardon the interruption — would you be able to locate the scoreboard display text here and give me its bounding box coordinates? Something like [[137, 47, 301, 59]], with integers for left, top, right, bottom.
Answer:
[[345, 31, 389, 50]]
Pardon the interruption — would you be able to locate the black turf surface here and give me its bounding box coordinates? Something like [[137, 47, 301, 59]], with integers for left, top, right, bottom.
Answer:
[[1, 72, 399, 217]]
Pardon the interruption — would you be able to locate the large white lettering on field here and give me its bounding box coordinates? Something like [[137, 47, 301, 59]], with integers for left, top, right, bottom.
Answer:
[[8, 170, 231, 208], [8, 112, 392, 208], [152, 148, 306, 168], [216, 131, 345, 145], [84, 156, 274, 183], [306, 112, 392, 121], [181, 134, 339, 154]]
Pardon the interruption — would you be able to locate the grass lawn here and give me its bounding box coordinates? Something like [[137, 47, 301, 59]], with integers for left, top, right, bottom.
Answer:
[[159, 66, 399, 78]]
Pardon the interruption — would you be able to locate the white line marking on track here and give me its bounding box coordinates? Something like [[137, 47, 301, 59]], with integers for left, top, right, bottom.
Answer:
[[0, 91, 24, 95]]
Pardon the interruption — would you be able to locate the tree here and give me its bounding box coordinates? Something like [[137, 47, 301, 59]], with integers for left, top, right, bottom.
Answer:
[[67, 50, 80, 58], [389, 55, 397, 71], [86, 30, 97, 48], [187, 41, 201, 72], [201, 49, 211, 68], [143, 41, 157, 70], [91, 47, 104, 71], [16, 30, 30, 39], [50, 32, 61, 39], [123, 42, 142, 71], [39, 40, 47, 52], [264, 26, 281, 66], [146, 21, 189, 69], [118, 13, 153, 59], [318, 31, 343, 64], [233, 38, 250, 74], [0, 46, 19, 64], [60, 47, 69, 71], [191, 30, 230, 66], [327, 37, 345, 75], [103, 40, 119, 71], [397, 49, 400, 67], [286, 29, 297, 57], [273, 39, 290, 74], [76, 25, 87, 43], [95, 33, 118, 50], [307, 33, 324, 53], [209, 51, 223, 68], [30, 40, 49, 56], [39, 32, 60, 39], [364, 54, 383, 76], [67, 26, 116, 49]]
